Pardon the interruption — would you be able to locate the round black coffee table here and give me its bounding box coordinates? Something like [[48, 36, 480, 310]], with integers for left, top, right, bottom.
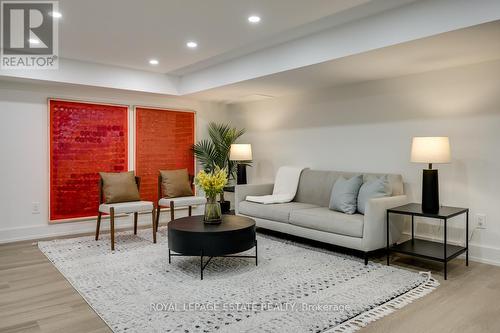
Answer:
[[168, 215, 257, 280]]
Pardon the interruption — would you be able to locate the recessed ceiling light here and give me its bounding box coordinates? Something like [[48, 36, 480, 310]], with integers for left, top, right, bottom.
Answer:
[[49, 11, 62, 18], [28, 38, 40, 45], [248, 15, 261, 23], [149, 59, 159, 65], [186, 41, 198, 49]]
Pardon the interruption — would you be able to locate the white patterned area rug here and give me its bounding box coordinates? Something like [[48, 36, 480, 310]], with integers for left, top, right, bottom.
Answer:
[[38, 227, 438, 333]]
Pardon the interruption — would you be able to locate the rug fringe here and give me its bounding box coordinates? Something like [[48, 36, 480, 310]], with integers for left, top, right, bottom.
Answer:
[[329, 271, 439, 333]]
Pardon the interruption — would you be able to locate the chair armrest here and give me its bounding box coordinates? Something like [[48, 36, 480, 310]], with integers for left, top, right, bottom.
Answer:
[[362, 195, 408, 252], [235, 183, 274, 214]]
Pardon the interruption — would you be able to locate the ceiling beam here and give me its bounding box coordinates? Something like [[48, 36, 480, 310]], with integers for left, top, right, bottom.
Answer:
[[178, 0, 500, 95], [0, 58, 180, 96]]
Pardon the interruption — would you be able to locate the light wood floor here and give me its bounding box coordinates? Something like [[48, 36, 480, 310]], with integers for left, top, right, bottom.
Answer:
[[1, 230, 500, 333]]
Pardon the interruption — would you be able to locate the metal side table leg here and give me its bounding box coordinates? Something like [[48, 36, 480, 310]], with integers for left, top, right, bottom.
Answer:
[[466, 210, 469, 267], [444, 218, 448, 280], [386, 211, 390, 266]]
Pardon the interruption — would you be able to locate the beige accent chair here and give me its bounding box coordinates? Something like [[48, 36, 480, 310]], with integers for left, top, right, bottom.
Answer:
[[96, 175, 156, 251], [155, 173, 206, 231]]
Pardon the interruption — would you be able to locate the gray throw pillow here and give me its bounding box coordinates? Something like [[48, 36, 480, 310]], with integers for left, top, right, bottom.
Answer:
[[329, 175, 363, 214], [357, 175, 391, 214]]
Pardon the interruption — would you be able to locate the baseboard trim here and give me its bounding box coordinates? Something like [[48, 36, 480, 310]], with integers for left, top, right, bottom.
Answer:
[[0, 216, 149, 244], [0, 206, 203, 244]]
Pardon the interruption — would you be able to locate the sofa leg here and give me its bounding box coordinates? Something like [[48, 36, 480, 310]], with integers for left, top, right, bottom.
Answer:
[[364, 252, 368, 265]]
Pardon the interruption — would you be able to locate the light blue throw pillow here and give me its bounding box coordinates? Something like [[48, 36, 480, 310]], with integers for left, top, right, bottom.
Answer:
[[329, 175, 363, 214], [357, 175, 391, 214]]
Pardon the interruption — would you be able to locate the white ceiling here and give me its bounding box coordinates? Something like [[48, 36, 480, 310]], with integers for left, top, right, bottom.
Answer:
[[2, 0, 500, 97], [58, 0, 374, 73], [188, 21, 500, 103]]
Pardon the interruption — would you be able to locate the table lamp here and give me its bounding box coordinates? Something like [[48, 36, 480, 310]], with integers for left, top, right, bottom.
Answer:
[[230, 144, 252, 184], [411, 137, 451, 213]]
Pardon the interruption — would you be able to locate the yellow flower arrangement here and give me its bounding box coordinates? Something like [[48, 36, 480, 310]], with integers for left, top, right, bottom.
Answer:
[[194, 167, 228, 199]]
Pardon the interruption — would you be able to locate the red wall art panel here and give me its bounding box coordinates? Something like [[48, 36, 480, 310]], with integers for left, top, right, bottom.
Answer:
[[135, 107, 195, 204], [50, 100, 128, 221]]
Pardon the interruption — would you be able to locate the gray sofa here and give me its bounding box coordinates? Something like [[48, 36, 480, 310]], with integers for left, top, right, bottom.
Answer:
[[235, 169, 408, 264]]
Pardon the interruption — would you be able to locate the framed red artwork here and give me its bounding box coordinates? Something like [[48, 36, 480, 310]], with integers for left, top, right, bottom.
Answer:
[[49, 99, 128, 221], [135, 107, 195, 204]]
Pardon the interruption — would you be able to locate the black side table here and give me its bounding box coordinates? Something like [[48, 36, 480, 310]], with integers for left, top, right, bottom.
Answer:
[[221, 185, 235, 213], [223, 185, 235, 193], [387, 203, 469, 280]]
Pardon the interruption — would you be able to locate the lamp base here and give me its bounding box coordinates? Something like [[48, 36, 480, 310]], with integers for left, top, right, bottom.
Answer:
[[422, 169, 439, 213], [219, 200, 231, 214], [236, 164, 247, 185]]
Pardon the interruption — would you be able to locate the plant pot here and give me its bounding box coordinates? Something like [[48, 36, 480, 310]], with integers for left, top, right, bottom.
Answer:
[[204, 197, 222, 224], [220, 200, 230, 214]]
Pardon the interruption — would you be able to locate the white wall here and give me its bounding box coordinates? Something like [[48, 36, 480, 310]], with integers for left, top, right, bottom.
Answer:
[[228, 59, 500, 265], [0, 80, 228, 243]]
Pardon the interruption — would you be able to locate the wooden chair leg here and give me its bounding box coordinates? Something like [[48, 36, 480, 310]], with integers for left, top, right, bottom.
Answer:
[[110, 207, 115, 251], [152, 209, 157, 244], [170, 201, 175, 221], [133, 212, 138, 235], [188, 205, 192, 216], [95, 212, 102, 240], [155, 205, 161, 232]]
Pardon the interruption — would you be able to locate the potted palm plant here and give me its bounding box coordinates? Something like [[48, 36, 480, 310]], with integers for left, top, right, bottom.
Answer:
[[192, 122, 251, 212]]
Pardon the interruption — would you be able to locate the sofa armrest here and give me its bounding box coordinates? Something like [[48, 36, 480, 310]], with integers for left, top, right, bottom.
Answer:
[[235, 183, 274, 214], [362, 195, 408, 252]]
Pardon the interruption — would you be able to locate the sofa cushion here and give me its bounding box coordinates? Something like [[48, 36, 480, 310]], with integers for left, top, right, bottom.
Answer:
[[329, 175, 363, 214], [289, 207, 364, 238], [294, 170, 338, 207], [294, 169, 404, 206], [238, 201, 318, 223], [357, 175, 391, 214]]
